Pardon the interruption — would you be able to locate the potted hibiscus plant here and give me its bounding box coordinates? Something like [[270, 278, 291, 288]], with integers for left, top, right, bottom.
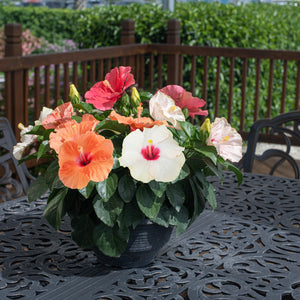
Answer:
[[15, 66, 243, 268]]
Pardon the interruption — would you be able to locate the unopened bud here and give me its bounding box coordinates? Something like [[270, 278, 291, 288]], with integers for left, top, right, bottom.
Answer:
[[69, 84, 81, 104]]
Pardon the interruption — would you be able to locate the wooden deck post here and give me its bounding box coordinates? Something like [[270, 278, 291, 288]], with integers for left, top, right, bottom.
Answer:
[[4, 23, 26, 138], [121, 19, 135, 72], [167, 19, 181, 85]]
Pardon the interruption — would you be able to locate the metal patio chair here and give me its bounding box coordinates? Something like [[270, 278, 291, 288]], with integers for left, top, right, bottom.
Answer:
[[240, 110, 300, 179], [0, 117, 34, 201]]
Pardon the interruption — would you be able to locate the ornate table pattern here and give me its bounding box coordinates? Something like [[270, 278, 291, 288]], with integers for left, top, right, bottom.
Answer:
[[0, 172, 299, 299]]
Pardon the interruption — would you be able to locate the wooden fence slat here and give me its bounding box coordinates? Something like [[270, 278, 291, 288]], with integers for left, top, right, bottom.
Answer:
[[240, 58, 248, 131], [202, 56, 208, 101], [295, 61, 300, 110], [63, 63, 69, 101], [24, 70, 29, 125], [34, 67, 40, 121], [190, 55, 196, 95], [82, 61, 87, 93], [214, 57, 221, 118], [254, 59, 261, 122], [97, 59, 104, 81], [44, 65, 50, 108], [281, 60, 288, 113], [267, 59, 274, 119], [72, 62, 78, 87], [157, 54, 163, 89], [54, 64, 60, 105], [149, 53, 154, 90], [228, 57, 235, 123], [90, 60, 96, 84]]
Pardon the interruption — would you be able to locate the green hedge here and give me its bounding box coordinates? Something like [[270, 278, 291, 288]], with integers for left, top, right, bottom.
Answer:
[[1, 2, 300, 50]]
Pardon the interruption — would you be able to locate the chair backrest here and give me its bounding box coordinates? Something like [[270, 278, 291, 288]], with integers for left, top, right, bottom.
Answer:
[[0, 117, 32, 201], [242, 110, 300, 179]]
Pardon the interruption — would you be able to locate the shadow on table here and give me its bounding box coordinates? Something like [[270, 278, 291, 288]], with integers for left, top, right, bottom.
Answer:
[[0, 212, 113, 284]]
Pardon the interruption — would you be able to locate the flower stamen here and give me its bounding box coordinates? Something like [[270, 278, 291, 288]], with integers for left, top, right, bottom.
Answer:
[[141, 139, 160, 161], [76, 145, 92, 167], [137, 103, 143, 124]]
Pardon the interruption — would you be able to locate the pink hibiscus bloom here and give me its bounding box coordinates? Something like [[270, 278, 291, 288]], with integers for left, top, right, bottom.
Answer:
[[85, 66, 135, 111], [159, 85, 208, 119], [42, 102, 73, 129]]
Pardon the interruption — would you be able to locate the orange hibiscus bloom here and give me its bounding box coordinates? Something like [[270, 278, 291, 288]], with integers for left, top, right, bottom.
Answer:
[[49, 114, 99, 154], [58, 132, 114, 190], [42, 102, 74, 129], [109, 111, 168, 131]]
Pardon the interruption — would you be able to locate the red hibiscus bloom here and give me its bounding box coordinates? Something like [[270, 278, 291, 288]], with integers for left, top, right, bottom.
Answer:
[[85, 66, 135, 111], [159, 85, 208, 119]]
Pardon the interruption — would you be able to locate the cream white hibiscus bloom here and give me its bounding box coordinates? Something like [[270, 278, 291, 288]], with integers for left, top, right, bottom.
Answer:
[[13, 107, 53, 160], [119, 125, 185, 183], [207, 117, 242, 163], [149, 91, 185, 130]]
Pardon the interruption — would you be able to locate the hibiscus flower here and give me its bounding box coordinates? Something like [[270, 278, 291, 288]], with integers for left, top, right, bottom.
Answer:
[[119, 125, 185, 183], [42, 102, 74, 129], [207, 117, 242, 163], [13, 107, 53, 160], [109, 110, 168, 131], [58, 132, 114, 190], [85, 66, 135, 111], [149, 91, 185, 130], [159, 85, 208, 119], [49, 114, 99, 154]]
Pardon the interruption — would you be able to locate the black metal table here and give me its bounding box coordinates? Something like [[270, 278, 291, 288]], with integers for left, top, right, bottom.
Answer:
[[1, 172, 300, 300]]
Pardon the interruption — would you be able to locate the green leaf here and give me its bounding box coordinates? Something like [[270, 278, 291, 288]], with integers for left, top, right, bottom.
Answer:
[[73, 102, 94, 113], [136, 185, 164, 219], [172, 164, 190, 183], [117, 201, 144, 228], [206, 183, 217, 210], [43, 187, 68, 230], [194, 145, 218, 164], [27, 174, 49, 202], [188, 177, 206, 223], [118, 173, 136, 203], [166, 183, 185, 212], [37, 140, 50, 160], [194, 171, 217, 210], [44, 160, 60, 190], [93, 193, 124, 227], [139, 91, 153, 101], [148, 181, 167, 198], [151, 204, 171, 228], [98, 120, 129, 135], [71, 214, 95, 249], [79, 181, 95, 199], [219, 158, 243, 186], [178, 120, 196, 138], [169, 206, 189, 235], [95, 173, 118, 202], [27, 125, 46, 136], [93, 223, 129, 257]]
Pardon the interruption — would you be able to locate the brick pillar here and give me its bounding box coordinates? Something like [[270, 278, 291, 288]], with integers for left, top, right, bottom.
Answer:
[[167, 19, 181, 85], [5, 23, 26, 138]]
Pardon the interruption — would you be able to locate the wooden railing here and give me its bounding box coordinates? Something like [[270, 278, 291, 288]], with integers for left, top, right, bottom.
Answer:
[[1, 19, 300, 143]]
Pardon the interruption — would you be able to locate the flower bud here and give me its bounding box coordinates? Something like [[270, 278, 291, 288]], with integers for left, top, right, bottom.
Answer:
[[131, 87, 140, 106], [200, 118, 211, 133], [69, 84, 81, 104], [199, 118, 211, 141]]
